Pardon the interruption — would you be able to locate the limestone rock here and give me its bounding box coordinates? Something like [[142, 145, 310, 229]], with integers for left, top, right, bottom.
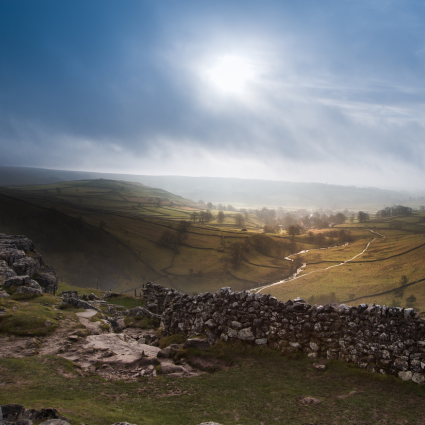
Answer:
[[398, 371, 413, 381], [238, 327, 255, 341], [313, 363, 327, 371], [4, 275, 31, 288], [183, 338, 212, 350], [300, 396, 321, 405], [0, 290, 10, 299]]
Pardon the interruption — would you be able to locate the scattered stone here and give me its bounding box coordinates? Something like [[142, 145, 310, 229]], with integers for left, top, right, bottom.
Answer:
[[336, 391, 357, 399], [198, 423, 222, 425], [39, 420, 71, 425], [111, 422, 137, 425], [160, 364, 186, 374], [300, 397, 321, 405], [313, 363, 327, 371]]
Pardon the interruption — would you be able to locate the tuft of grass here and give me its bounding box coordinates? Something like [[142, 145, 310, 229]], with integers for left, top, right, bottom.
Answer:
[[0, 302, 60, 336], [123, 315, 157, 329], [106, 294, 145, 309], [158, 333, 187, 348]]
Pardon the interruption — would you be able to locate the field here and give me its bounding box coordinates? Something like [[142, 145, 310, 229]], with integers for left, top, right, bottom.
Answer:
[[261, 212, 425, 310], [0, 180, 302, 293], [2, 179, 425, 310]]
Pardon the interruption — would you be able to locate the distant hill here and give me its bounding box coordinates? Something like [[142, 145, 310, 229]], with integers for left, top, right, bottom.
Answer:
[[0, 165, 413, 209]]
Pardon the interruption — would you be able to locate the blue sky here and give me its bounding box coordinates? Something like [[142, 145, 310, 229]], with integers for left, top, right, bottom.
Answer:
[[1, 0, 425, 189]]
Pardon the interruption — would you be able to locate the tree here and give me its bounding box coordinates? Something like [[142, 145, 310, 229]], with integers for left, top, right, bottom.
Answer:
[[205, 210, 213, 223], [287, 224, 301, 237], [159, 230, 178, 248], [177, 220, 191, 242], [263, 225, 276, 233], [334, 213, 346, 224], [190, 212, 199, 222], [406, 294, 417, 306], [357, 211, 370, 222], [217, 210, 225, 224], [207, 202, 213, 209], [234, 213, 245, 227], [399, 275, 409, 286], [229, 242, 247, 265]]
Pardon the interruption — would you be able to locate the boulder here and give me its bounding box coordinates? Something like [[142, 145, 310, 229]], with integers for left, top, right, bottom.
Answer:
[[62, 297, 101, 312], [238, 328, 255, 342], [0, 404, 67, 424], [34, 272, 58, 292], [0, 290, 10, 299], [12, 256, 41, 277], [39, 420, 71, 425], [0, 260, 16, 280], [3, 275, 31, 289], [16, 286, 42, 296]]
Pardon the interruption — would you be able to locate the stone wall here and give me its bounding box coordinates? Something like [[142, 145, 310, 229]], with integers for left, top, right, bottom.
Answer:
[[144, 283, 425, 385]]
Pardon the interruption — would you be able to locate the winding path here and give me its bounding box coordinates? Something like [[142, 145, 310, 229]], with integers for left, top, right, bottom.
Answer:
[[253, 229, 385, 294]]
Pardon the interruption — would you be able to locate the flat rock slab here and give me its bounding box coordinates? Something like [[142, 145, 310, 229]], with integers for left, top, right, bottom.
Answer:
[[76, 310, 98, 318], [84, 334, 160, 364]]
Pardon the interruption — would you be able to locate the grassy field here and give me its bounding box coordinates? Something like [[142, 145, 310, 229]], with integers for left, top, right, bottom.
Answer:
[[2, 180, 425, 309], [0, 181, 299, 293], [1, 343, 425, 424], [262, 211, 425, 310]]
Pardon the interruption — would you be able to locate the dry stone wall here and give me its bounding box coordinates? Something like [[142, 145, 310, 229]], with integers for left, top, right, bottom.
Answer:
[[144, 283, 425, 385]]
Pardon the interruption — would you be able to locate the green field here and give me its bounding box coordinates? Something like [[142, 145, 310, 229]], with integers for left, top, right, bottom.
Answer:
[[261, 212, 425, 310], [0, 180, 301, 293], [2, 179, 425, 310]]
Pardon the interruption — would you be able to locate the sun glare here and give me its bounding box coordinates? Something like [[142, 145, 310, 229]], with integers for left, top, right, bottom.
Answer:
[[207, 55, 255, 94]]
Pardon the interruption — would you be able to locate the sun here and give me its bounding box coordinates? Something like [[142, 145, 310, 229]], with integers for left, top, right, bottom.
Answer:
[[207, 55, 255, 94]]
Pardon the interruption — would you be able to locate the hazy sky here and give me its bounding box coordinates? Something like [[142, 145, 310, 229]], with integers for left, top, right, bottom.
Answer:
[[1, 0, 425, 190]]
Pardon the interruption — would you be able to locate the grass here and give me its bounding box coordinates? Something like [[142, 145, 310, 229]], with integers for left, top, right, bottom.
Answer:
[[0, 298, 60, 336], [123, 315, 157, 329], [105, 294, 145, 309], [0, 181, 302, 293], [1, 345, 425, 424], [263, 213, 425, 309]]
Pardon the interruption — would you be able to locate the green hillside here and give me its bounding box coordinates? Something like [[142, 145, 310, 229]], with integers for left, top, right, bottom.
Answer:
[[0, 180, 304, 293], [262, 211, 425, 311]]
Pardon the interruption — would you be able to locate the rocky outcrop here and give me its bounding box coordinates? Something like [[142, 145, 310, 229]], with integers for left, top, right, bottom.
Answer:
[[144, 283, 425, 385], [0, 404, 140, 425], [0, 404, 70, 425], [0, 234, 58, 294]]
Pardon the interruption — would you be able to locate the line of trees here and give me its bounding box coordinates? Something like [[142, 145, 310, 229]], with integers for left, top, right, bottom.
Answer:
[[376, 205, 412, 218]]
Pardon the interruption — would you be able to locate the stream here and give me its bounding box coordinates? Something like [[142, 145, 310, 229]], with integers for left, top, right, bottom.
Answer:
[[253, 229, 385, 294]]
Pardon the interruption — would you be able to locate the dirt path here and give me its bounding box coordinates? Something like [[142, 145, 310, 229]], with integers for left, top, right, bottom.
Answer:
[[253, 229, 385, 294]]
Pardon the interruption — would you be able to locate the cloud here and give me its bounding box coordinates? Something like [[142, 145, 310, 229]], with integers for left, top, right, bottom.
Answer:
[[1, 0, 425, 190]]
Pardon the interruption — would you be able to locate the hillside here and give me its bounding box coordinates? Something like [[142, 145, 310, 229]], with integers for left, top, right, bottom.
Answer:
[[0, 165, 418, 209], [0, 192, 159, 290], [0, 180, 304, 293], [260, 210, 425, 311]]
